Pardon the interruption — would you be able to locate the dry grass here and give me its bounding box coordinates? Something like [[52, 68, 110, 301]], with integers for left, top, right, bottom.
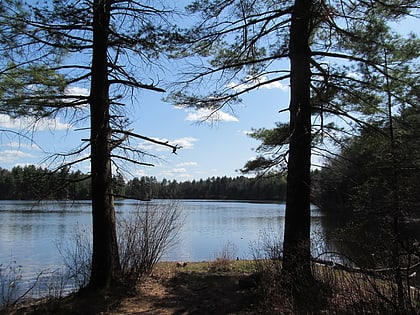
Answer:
[[2, 260, 419, 315], [1, 260, 258, 315], [313, 265, 420, 314]]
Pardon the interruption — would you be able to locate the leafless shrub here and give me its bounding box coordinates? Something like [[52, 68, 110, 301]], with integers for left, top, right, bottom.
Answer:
[[249, 229, 291, 313], [0, 261, 22, 310], [1, 201, 182, 310], [314, 263, 392, 313], [209, 241, 237, 272], [57, 224, 92, 291], [249, 228, 420, 313], [250, 231, 334, 313], [34, 269, 69, 301], [118, 200, 183, 285], [57, 201, 182, 291], [250, 228, 283, 276], [0, 262, 57, 312], [312, 246, 420, 314]]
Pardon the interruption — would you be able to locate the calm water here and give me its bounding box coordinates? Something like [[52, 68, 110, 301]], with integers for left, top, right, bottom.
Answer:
[[0, 199, 330, 299]]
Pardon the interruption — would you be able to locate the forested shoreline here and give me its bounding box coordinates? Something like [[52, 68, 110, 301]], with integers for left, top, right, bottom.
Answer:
[[1, 0, 419, 311], [0, 165, 287, 201]]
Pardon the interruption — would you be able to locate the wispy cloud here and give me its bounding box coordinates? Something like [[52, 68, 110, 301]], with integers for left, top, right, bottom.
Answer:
[[227, 75, 288, 92], [64, 86, 90, 108], [176, 161, 198, 167], [0, 150, 35, 164], [132, 169, 146, 178], [172, 137, 198, 149], [138, 136, 198, 152], [0, 114, 72, 131], [185, 108, 238, 123], [159, 168, 193, 180], [171, 167, 187, 173], [65, 86, 89, 97], [3, 141, 42, 151], [0, 86, 88, 131]]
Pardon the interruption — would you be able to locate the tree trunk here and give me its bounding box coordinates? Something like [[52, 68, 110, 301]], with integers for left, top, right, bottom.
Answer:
[[88, 0, 121, 290], [282, 0, 313, 283]]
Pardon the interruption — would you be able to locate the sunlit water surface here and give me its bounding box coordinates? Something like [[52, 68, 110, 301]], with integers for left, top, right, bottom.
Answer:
[[0, 199, 331, 301]]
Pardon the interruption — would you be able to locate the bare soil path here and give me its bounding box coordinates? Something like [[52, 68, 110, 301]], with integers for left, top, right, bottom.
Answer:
[[2, 261, 260, 315]]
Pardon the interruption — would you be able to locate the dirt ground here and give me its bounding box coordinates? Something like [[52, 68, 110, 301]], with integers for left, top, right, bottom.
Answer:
[[5, 260, 420, 314], [110, 263, 259, 314], [3, 261, 260, 315]]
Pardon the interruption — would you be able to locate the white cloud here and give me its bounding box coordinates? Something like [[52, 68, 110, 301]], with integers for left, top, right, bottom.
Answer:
[[136, 137, 166, 152], [133, 169, 146, 178], [176, 161, 198, 167], [0, 114, 72, 131], [0, 150, 35, 163], [177, 173, 194, 180], [64, 86, 90, 108], [153, 161, 199, 180], [137, 136, 198, 152], [0, 86, 87, 131], [227, 75, 288, 92], [264, 81, 289, 90], [4, 142, 42, 151], [185, 108, 238, 123], [0, 115, 25, 129], [172, 137, 198, 149], [65, 86, 89, 97], [172, 167, 187, 173], [159, 168, 193, 180]]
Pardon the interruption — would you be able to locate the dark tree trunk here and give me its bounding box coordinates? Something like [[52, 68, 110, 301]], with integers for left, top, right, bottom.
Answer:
[[282, 0, 313, 283], [88, 0, 121, 290]]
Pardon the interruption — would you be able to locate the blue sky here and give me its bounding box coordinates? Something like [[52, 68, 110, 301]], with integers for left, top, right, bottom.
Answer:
[[0, 70, 290, 181], [0, 2, 417, 182], [0, 0, 294, 182]]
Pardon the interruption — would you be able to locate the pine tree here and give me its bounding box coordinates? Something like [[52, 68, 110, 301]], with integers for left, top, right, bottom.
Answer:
[[168, 0, 419, 290], [0, 0, 179, 290]]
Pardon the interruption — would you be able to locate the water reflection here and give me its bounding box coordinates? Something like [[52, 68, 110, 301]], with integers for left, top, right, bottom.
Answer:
[[1, 200, 332, 290]]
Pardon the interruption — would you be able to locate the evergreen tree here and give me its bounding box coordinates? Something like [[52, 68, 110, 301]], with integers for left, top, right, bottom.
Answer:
[[0, 0, 179, 290], [314, 107, 420, 310], [168, 0, 419, 290], [315, 106, 420, 239]]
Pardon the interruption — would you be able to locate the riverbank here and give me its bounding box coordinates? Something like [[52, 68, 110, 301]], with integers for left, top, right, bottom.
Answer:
[[2, 260, 419, 314], [1, 260, 258, 315]]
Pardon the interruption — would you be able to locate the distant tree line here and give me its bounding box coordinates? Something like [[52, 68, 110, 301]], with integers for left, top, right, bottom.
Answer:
[[0, 165, 91, 200], [125, 175, 287, 201], [0, 165, 287, 201]]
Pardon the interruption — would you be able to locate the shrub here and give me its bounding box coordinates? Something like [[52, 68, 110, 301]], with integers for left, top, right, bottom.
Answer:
[[118, 201, 183, 285], [57, 201, 183, 291], [209, 241, 238, 272], [0, 261, 22, 310], [57, 224, 92, 291]]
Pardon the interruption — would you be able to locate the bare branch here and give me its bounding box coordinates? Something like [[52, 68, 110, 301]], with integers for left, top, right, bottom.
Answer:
[[110, 154, 155, 167], [112, 129, 180, 154]]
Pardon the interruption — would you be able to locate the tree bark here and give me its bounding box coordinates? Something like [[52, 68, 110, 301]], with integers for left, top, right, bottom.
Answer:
[[88, 0, 121, 289], [282, 0, 313, 283]]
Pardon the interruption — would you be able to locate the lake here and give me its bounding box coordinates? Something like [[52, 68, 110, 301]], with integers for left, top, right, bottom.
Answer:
[[0, 199, 332, 301]]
